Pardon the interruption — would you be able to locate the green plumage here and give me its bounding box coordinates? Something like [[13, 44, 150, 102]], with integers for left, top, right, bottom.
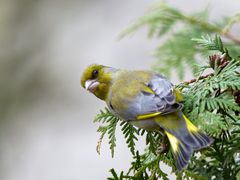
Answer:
[[81, 64, 213, 171]]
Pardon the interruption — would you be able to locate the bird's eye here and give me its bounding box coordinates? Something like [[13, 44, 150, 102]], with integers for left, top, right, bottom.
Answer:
[[92, 70, 98, 78]]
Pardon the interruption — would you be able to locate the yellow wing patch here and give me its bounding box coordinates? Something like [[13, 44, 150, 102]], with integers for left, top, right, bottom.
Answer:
[[183, 115, 198, 132], [174, 88, 183, 102], [142, 84, 156, 94], [137, 112, 161, 120], [165, 131, 179, 153]]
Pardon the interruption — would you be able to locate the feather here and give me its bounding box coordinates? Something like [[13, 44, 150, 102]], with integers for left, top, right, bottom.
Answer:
[[82, 64, 213, 171], [157, 112, 213, 171]]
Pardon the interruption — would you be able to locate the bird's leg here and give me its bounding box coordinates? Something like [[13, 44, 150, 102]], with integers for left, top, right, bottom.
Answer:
[[157, 134, 169, 154]]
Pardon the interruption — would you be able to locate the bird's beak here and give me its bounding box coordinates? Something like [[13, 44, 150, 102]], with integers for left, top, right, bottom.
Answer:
[[85, 79, 100, 92]]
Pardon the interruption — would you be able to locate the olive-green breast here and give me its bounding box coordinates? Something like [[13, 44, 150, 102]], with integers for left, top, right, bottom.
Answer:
[[108, 70, 152, 117]]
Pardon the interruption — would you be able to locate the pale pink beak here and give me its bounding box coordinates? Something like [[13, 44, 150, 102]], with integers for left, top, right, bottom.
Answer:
[[85, 80, 100, 92]]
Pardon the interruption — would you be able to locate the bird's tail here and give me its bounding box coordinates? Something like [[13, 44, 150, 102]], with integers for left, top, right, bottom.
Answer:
[[165, 114, 213, 171]]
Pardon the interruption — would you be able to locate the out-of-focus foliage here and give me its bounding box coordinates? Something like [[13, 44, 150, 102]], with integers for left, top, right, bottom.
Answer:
[[119, 2, 240, 80]]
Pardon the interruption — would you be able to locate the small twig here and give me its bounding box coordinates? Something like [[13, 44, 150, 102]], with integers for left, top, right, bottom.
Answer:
[[153, 174, 158, 180], [96, 130, 107, 155], [96, 137, 103, 155], [184, 73, 214, 84], [183, 15, 240, 45], [223, 14, 240, 33], [223, 32, 240, 45]]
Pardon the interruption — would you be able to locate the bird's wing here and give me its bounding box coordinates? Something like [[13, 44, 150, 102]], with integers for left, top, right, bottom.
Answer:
[[135, 74, 183, 120]]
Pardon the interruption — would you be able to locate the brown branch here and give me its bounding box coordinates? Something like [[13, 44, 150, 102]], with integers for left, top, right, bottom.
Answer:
[[223, 32, 240, 45], [183, 14, 240, 45], [153, 175, 157, 180], [184, 73, 214, 84]]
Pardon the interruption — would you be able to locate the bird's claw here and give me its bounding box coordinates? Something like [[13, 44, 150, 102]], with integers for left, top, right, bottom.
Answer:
[[156, 135, 169, 154], [157, 143, 168, 154]]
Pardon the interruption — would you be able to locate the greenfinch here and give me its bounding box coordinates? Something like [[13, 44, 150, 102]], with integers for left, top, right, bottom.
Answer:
[[81, 64, 213, 171]]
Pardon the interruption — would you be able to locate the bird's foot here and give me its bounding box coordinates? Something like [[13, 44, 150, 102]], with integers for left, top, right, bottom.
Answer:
[[156, 135, 169, 154], [157, 143, 168, 154]]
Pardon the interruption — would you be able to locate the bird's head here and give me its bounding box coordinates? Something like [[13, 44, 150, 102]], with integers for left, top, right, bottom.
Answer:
[[81, 64, 115, 100]]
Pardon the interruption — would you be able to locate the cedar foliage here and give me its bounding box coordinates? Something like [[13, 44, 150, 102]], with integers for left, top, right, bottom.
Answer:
[[94, 2, 240, 179]]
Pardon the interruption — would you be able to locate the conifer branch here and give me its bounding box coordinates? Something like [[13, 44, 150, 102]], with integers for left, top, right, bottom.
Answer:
[[94, 35, 240, 180], [223, 32, 240, 45], [183, 14, 240, 45], [92, 3, 240, 179], [183, 73, 213, 84], [119, 2, 240, 80]]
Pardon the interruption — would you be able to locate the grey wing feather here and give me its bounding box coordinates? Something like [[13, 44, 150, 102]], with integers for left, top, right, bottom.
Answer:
[[122, 74, 182, 120], [140, 74, 182, 115]]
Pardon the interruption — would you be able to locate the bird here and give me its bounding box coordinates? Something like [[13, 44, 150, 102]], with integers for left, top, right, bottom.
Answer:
[[80, 64, 213, 171]]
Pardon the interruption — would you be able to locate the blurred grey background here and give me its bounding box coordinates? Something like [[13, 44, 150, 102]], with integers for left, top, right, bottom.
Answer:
[[0, 0, 239, 179]]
